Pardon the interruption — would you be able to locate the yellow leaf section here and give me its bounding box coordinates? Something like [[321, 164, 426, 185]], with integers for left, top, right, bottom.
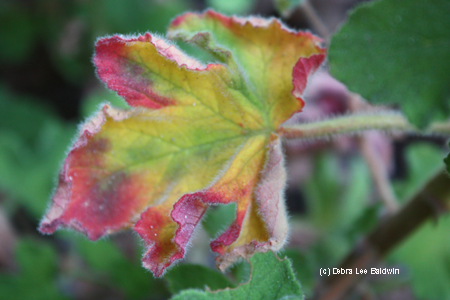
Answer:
[[136, 133, 276, 275], [97, 33, 266, 131], [95, 104, 249, 213], [206, 134, 272, 269], [40, 103, 250, 241], [168, 10, 325, 128]]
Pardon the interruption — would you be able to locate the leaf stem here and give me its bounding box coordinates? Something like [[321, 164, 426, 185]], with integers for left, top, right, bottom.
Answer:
[[278, 111, 415, 140], [358, 136, 399, 212], [426, 121, 450, 135], [301, 0, 330, 41]]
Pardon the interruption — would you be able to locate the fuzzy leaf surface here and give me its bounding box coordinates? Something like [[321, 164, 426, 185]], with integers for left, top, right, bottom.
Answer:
[[329, 0, 450, 127], [39, 10, 324, 276], [170, 252, 303, 300]]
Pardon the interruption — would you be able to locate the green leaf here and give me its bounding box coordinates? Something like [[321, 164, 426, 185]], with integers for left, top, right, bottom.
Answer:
[[228, 260, 251, 285], [329, 0, 450, 127], [279, 249, 315, 297], [0, 239, 67, 300], [170, 252, 303, 300], [165, 264, 234, 294]]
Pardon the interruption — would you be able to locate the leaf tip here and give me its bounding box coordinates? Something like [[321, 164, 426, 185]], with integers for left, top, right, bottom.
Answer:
[[134, 202, 204, 278]]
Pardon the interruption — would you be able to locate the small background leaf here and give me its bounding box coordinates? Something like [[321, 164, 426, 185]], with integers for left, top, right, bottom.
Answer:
[[279, 249, 315, 296], [329, 0, 450, 127], [170, 252, 303, 300]]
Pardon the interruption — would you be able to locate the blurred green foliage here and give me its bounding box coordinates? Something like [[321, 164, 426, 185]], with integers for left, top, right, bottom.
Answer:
[[0, 2, 36, 63], [0, 0, 190, 83], [206, 0, 255, 15], [0, 239, 68, 300], [64, 233, 169, 299], [0, 86, 76, 217], [304, 154, 371, 231], [0, 1, 198, 299], [1, 0, 450, 299], [274, 0, 304, 17], [202, 203, 237, 238], [0, 1, 274, 299]]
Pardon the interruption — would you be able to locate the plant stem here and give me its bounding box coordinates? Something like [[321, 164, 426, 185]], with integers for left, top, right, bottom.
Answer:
[[301, 0, 330, 41], [278, 111, 415, 140], [312, 169, 450, 300], [426, 121, 450, 135], [348, 93, 399, 213], [358, 137, 399, 212]]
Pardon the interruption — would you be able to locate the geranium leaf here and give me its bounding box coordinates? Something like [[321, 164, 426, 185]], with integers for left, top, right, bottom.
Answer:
[[329, 0, 450, 128], [39, 10, 324, 276], [169, 252, 303, 300], [168, 10, 325, 127]]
